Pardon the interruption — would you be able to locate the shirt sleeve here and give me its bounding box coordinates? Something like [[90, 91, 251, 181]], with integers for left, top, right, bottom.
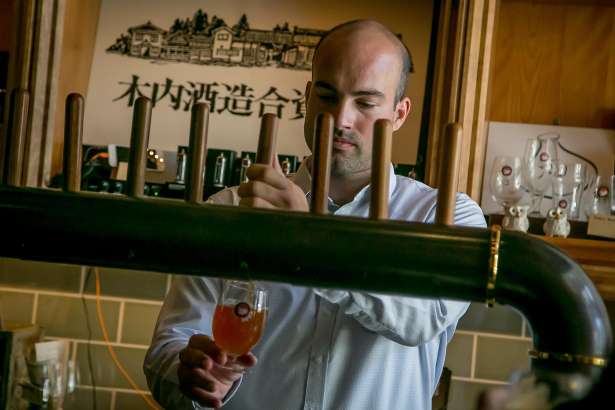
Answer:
[[143, 275, 242, 409], [315, 193, 486, 346]]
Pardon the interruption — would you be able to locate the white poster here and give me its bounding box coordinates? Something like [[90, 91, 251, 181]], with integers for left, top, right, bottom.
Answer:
[[84, 0, 433, 163]]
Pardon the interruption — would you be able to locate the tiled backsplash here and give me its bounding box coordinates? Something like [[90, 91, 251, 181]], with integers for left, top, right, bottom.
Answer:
[[1, 257, 538, 409]]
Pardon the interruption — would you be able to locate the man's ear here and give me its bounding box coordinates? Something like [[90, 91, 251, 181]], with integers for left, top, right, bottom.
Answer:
[[392, 97, 411, 131], [305, 81, 312, 103]]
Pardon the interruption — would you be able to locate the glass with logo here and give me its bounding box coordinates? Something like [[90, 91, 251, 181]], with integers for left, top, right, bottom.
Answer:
[[490, 156, 526, 213], [585, 175, 611, 217], [523, 135, 558, 215], [552, 162, 588, 219], [212, 281, 268, 359]]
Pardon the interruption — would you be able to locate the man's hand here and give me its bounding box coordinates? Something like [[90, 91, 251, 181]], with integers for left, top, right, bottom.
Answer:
[[178, 335, 257, 408], [238, 164, 309, 211]]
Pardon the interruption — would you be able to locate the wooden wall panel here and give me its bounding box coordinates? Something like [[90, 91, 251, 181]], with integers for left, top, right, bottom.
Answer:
[[50, 0, 100, 180], [560, 6, 611, 126], [605, 10, 615, 126], [0, 0, 14, 51], [489, 1, 615, 128]]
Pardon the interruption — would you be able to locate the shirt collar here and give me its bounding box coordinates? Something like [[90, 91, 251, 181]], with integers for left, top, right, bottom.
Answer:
[[291, 160, 398, 207]]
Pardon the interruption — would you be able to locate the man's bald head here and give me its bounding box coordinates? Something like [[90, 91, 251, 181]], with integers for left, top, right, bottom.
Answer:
[[313, 20, 413, 104]]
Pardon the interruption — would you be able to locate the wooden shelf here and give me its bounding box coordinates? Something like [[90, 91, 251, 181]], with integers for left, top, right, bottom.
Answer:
[[535, 236, 615, 301], [537, 236, 615, 268]]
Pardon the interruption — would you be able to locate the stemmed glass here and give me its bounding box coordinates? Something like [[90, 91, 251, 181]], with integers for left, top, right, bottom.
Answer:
[[490, 156, 526, 213], [523, 134, 559, 215], [212, 280, 268, 368]]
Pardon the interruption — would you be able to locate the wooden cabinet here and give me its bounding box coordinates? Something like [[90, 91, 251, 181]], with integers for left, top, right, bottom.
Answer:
[[489, 0, 615, 128]]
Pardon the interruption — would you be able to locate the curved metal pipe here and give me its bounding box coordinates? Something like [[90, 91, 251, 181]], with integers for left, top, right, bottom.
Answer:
[[0, 186, 610, 384]]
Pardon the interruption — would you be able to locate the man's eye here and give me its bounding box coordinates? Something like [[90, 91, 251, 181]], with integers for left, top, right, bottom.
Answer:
[[357, 101, 376, 109]]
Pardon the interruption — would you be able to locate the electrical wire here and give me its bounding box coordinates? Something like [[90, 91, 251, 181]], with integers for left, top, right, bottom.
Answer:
[[93, 267, 161, 410], [81, 268, 97, 410]]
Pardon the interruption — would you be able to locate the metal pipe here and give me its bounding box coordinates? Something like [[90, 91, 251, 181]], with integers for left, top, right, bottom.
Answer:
[[310, 113, 334, 214], [185, 103, 210, 204], [62, 94, 84, 193], [435, 123, 462, 225], [370, 119, 393, 220], [3, 89, 30, 186], [126, 97, 152, 198], [255, 113, 278, 165], [0, 186, 610, 386]]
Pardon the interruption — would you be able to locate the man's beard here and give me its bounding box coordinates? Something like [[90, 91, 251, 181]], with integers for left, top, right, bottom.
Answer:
[[331, 129, 370, 176]]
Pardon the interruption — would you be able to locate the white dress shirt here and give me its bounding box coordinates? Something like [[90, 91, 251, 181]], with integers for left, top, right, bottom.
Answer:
[[144, 163, 486, 410]]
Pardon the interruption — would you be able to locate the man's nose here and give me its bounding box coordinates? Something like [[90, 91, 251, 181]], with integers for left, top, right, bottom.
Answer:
[[331, 100, 354, 130]]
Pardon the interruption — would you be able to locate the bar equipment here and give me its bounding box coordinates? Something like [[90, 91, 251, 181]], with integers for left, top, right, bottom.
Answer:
[[435, 123, 462, 225], [255, 113, 278, 166], [0, 93, 611, 409], [310, 113, 334, 214], [277, 155, 299, 177], [213, 154, 227, 187], [239, 153, 252, 183], [175, 146, 187, 184], [185, 103, 209, 204], [2, 89, 29, 186], [126, 97, 152, 198], [370, 119, 393, 220]]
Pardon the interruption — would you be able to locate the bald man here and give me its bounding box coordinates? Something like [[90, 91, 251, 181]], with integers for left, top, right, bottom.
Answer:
[[144, 20, 485, 410]]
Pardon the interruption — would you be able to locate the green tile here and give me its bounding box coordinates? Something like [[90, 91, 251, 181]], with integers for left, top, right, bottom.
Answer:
[[76, 343, 148, 390], [84, 267, 169, 300], [116, 392, 158, 409], [444, 333, 473, 378], [458, 302, 524, 335], [36, 295, 119, 340], [63, 387, 111, 410], [0, 258, 81, 292], [0, 291, 34, 324], [475, 336, 532, 382], [121, 302, 161, 345], [448, 380, 496, 410]]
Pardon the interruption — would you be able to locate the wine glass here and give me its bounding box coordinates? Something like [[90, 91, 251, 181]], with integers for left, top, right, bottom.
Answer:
[[212, 280, 268, 362], [523, 136, 558, 215], [490, 156, 526, 213]]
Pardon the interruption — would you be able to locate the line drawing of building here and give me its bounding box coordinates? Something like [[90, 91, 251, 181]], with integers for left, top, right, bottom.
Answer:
[[127, 21, 165, 58], [106, 11, 327, 71]]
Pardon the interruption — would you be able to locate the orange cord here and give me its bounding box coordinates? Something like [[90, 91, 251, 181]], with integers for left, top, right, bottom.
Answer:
[[94, 267, 161, 410]]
